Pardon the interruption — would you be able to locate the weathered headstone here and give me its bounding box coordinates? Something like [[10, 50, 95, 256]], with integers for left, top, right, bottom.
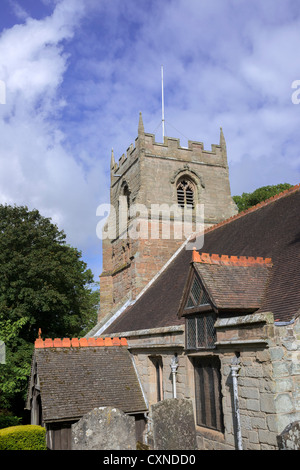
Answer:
[[71, 407, 136, 450], [151, 398, 197, 450], [277, 421, 300, 450]]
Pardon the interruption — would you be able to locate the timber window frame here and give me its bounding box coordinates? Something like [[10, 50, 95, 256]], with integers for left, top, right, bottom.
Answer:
[[184, 275, 211, 312], [186, 313, 217, 350], [180, 272, 217, 351], [150, 356, 164, 403], [193, 356, 224, 433]]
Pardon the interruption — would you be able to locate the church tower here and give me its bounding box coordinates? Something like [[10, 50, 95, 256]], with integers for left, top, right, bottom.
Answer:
[[99, 113, 237, 322]]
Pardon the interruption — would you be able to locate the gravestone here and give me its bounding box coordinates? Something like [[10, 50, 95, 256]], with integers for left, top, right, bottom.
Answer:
[[277, 421, 300, 450], [151, 398, 197, 450], [71, 407, 136, 450]]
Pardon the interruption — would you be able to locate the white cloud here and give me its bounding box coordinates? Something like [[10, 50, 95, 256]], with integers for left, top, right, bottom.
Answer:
[[0, 1, 84, 103], [0, 0, 105, 262]]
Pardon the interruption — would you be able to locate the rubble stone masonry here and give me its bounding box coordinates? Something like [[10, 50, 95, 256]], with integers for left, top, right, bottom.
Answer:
[[102, 313, 300, 450]]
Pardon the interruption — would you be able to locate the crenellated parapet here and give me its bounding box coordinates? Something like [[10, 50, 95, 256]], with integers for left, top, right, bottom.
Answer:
[[110, 113, 228, 178]]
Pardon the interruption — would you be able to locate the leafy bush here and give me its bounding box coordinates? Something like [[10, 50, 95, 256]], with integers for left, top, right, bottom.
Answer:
[[0, 425, 47, 450], [0, 413, 21, 430]]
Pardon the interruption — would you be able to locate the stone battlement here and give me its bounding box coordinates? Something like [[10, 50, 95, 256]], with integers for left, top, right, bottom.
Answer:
[[111, 113, 227, 175]]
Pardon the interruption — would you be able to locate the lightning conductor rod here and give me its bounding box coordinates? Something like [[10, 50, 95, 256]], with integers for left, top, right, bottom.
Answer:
[[161, 65, 165, 141]]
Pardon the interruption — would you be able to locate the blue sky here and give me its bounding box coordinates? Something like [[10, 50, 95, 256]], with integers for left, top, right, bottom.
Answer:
[[0, 0, 300, 281]]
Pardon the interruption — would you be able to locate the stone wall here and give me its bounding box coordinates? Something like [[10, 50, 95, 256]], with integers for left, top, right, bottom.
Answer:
[[207, 313, 279, 449], [104, 313, 300, 450], [220, 349, 278, 450], [270, 316, 300, 434]]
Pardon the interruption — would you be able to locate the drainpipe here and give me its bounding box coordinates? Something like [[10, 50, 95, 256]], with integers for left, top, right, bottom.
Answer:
[[170, 354, 179, 398], [230, 356, 243, 450]]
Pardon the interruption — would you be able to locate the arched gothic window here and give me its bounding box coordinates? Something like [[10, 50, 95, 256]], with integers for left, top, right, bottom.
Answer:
[[177, 179, 195, 209]]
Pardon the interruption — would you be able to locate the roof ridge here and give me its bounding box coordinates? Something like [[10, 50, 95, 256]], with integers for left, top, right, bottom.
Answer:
[[192, 250, 272, 266], [202, 183, 300, 237], [34, 336, 128, 349]]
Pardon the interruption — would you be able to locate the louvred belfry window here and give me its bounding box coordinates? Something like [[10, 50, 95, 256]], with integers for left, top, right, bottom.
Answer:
[[177, 179, 195, 209]]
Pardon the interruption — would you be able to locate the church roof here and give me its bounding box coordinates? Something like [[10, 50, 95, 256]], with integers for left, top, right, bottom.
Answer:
[[104, 184, 300, 334], [188, 253, 272, 313], [194, 184, 300, 322], [28, 338, 147, 423]]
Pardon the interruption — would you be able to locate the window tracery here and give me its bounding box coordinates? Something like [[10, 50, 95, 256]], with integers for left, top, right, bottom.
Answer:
[[177, 178, 195, 209]]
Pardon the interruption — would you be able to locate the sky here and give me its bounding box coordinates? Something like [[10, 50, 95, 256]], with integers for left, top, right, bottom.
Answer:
[[0, 0, 300, 281]]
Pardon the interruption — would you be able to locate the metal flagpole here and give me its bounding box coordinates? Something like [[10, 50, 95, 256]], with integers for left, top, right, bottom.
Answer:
[[161, 65, 165, 141]]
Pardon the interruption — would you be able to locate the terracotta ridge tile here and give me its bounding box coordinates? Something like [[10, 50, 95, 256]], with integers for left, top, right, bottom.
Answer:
[[192, 249, 272, 267], [34, 336, 128, 349]]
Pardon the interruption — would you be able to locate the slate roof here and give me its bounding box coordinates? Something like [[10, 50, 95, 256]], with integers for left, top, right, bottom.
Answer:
[[104, 245, 190, 334], [104, 184, 300, 333], [193, 255, 272, 312], [195, 185, 300, 322], [30, 340, 147, 423]]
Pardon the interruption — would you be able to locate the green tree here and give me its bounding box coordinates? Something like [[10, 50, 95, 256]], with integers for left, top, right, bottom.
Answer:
[[233, 183, 293, 213], [0, 317, 30, 411], [0, 205, 98, 413]]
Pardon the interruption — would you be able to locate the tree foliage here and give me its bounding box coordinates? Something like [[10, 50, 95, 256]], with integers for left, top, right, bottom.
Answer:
[[0, 205, 99, 411], [233, 183, 293, 213]]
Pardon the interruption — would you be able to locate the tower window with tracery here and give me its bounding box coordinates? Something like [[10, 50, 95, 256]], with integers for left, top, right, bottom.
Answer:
[[177, 179, 195, 209]]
